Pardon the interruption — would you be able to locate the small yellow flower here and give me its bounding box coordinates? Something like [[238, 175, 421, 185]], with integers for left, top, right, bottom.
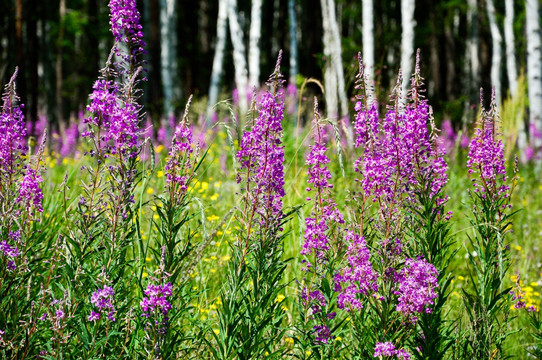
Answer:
[[156, 144, 164, 154], [145, 257, 152, 262], [157, 170, 164, 178], [207, 214, 220, 222], [458, 275, 465, 281], [222, 255, 231, 261], [143, 272, 148, 277], [147, 188, 154, 195], [515, 245, 522, 251], [531, 282, 539, 287], [62, 158, 69, 165], [153, 214, 159, 220], [275, 294, 285, 303], [306, 351, 312, 356]]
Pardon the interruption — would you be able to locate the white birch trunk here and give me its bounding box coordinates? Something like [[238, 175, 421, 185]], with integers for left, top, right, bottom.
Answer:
[[321, 0, 338, 118], [486, 0, 502, 104], [466, 0, 480, 94], [160, 0, 178, 116], [227, 0, 249, 115], [248, 0, 262, 89], [326, 0, 348, 118], [504, 0, 525, 150], [362, 0, 374, 86], [400, 0, 415, 98], [527, 0, 542, 148], [206, 0, 228, 121], [504, 0, 518, 97], [288, 0, 298, 84], [320, 0, 338, 119]]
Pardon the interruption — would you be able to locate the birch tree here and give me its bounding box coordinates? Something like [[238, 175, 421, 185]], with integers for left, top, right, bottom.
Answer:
[[400, 0, 415, 98], [227, 0, 249, 115], [466, 0, 480, 100], [504, 0, 518, 97], [486, 0, 502, 103], [320, 0, 347, 120], [362, 0, 374, 87], [321, 0, 338, 120], [248, 0, 262, 89], [160, 0, 179, 116], [504, 0, 525, 150], [288, 0, 298, 85], [526, 0, 542, 148], [207, 0, 228, 120]]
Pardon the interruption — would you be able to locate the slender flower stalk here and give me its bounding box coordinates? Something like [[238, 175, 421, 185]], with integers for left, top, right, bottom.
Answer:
[[164, 95, 197, 206], [296, 98, 346, 353], [462, 89, 516, 358]]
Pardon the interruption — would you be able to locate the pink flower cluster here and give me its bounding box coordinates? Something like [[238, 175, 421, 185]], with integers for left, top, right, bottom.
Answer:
[[333, 232, 379, 310], [83, 80, 139, 158], [140, 282, 173, 318], [0, 68, 26, 177], [88, 285, 116, 322], [17, 167, 44, 214], [467, 91, 509, 198], [394, 257, 439, 321], [237, 54, 285, 219], [373, 342, 411, 359], [165, 105, 194, 195], [108, 0, 146, 59], [301, 102, 344, 264]]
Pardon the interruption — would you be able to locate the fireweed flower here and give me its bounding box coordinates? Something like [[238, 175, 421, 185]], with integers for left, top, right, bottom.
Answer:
[[301, 98, 344, 266], [88, 285, 116, 322], [17, 167, 44, 214], [164, 95, 195, 203], [108, 0, 146, 66], [355, 54, 448, 210], [83, 79, 139, 158], [313, 325, 332, 344], [236, 51, 285, 221], [466, 89, 509, 199], [140, 282, 173, 320], [394, 257, 438, 321], [334, 232, 378, 310], [0, 240, 20, 271], [0, 68, 26, 181], [301, 288, 327, 313], [373, 342, 411, 359]]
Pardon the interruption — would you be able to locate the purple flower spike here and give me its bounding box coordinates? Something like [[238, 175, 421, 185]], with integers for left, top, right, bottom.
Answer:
[[89, 285, 116, 323], [17, 167, 44, 213], [373, 342, 411, 359], [467, 89, 509, 199], [236, 52, 285, 220], [334, 232, 379, 310], [140, 282, 173, 318], [301, 98, 344, 266], [108, 0, 146, 63], [395, 258, 438, 320], [165, 95, 194, 200]]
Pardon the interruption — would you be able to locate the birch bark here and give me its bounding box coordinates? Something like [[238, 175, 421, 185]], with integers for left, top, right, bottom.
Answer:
[[486, 0, 502, 103], [207, 0, 228, 120], [526, 0, 542, 147], [248, 0, 262, 88], [227, 0, 249, 114]]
